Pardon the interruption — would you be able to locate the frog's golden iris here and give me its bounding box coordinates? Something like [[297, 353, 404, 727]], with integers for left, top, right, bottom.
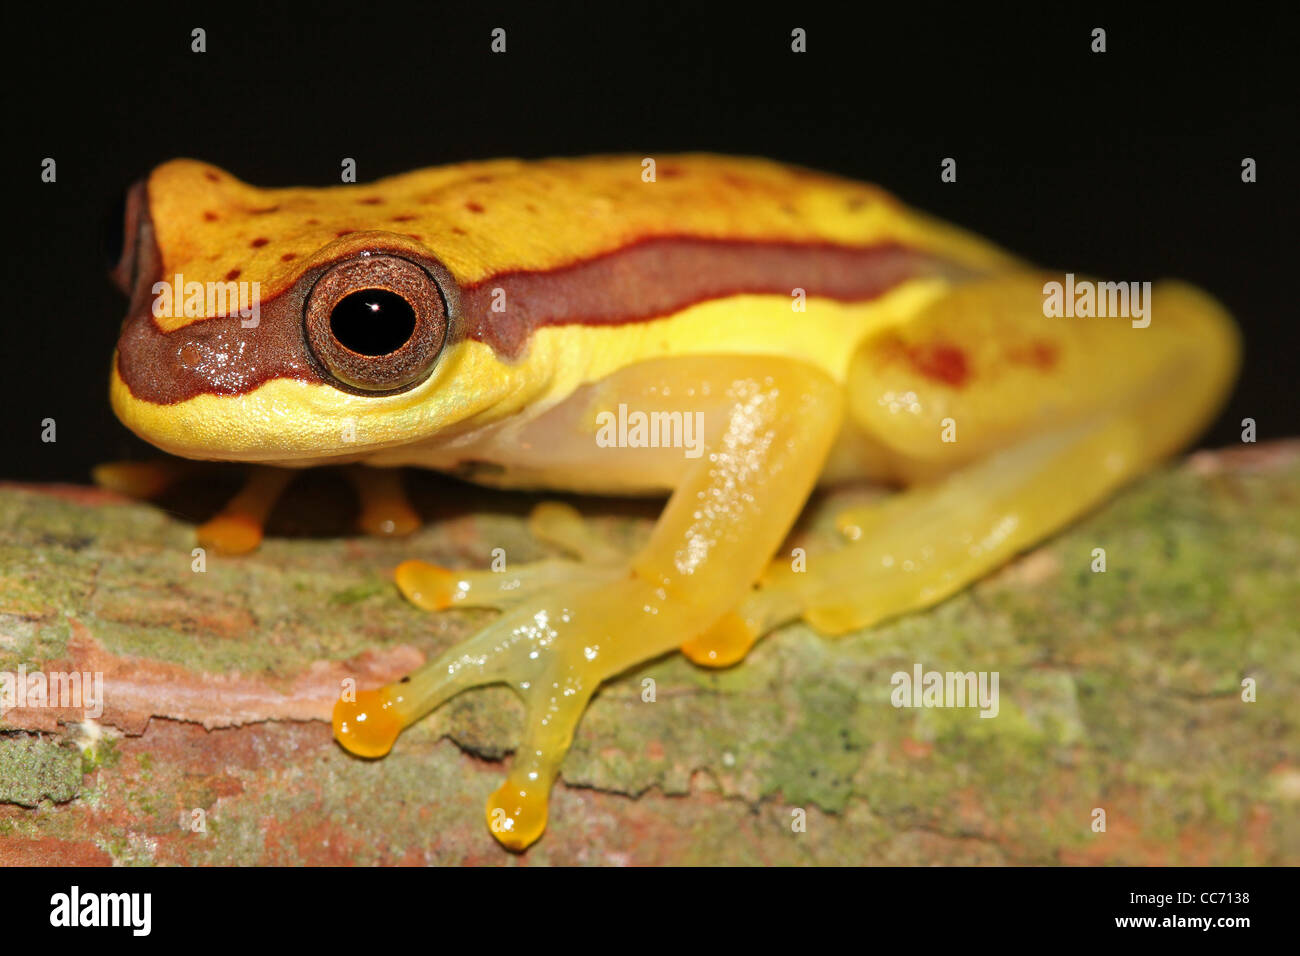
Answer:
[[104, 155, 1240, 849], [302, 252, 456, 393]]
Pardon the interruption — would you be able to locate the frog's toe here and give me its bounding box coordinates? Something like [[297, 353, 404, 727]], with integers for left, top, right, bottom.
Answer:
[[196, 513, 266, 555], [393, 560, 461, 611], [680, 611, 760, 668], [335, 601, 595, 850], [95, 460, 297, 556], [92, 459, 198, 499], [195, 466, 297, 555], [333, 605, 548, 762], [393, 502, 625, 614], [680, 588, 801, 668], [338, 570, 646, 850], [346, 466, 421, 538], [526, 501, 625, 564], [486, 675, 595, 851], [395, 556, 618, 612], [333, 686, 404, 758], [486, 779, 550, 852]]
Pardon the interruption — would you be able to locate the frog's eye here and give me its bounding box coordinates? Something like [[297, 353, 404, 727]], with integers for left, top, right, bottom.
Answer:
[[304, 254, 451, 392]]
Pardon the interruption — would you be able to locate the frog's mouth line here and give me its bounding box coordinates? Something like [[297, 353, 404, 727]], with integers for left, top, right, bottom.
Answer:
[[112, 183, 979, 407]]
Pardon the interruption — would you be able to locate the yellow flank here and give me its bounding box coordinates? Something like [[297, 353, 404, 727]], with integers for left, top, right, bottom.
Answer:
[[145, 154, 1019, 332], [109, 154, 1241, 852]]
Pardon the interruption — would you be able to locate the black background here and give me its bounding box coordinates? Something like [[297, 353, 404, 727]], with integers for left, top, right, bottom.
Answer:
[[5, 4, 1296, 482]]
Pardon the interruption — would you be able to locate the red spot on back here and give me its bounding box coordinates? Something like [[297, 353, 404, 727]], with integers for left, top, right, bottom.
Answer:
[[249, 237, 269, 248], [390, 214, 416, 222], [909, 343, 969, 386], [225, 268, 241, 281], [465, 201, 485, 213], [881, 336, 970, 387], [357, 197, 383, 205], [280, 252, 297, 262], [204, 171, 220, 183]]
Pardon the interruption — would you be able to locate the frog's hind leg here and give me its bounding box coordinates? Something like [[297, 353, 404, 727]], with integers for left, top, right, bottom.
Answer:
[[741, 275, 1240, 636], [755, 422, 1144, 634]]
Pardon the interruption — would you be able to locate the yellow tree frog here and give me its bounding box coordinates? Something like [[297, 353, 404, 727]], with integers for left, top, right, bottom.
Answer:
[[104, 154, 1240, 850]]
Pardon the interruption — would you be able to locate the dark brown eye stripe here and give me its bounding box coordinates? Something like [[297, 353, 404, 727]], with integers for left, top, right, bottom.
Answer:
[[115, 222, 975, 404], [456, 237, 973, 359]]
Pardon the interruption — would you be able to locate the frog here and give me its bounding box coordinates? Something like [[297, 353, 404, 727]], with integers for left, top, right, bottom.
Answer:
[[105, 154, 1240, 850]]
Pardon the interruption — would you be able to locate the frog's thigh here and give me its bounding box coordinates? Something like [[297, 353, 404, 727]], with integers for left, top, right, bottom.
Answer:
[[751, 275, 1240, 635]]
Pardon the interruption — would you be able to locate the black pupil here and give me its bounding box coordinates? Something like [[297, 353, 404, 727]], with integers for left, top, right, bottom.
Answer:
[[329, 289, 417, 355]]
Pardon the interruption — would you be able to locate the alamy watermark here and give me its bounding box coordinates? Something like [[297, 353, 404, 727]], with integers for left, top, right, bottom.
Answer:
[[1042, 273, 1151, 328], [890, 663, 999, 718], [49, 886, 150, 936], [152, 273, 261, 328], [1, 666, 104, 719], [595, 403, 705, 459]]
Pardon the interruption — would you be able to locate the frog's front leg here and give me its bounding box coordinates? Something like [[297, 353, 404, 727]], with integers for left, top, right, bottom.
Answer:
[[333, 356, 844, 850], [94, 460, 422, 553], [195, 464, 422, 552], [91, 460, 298, 554]]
